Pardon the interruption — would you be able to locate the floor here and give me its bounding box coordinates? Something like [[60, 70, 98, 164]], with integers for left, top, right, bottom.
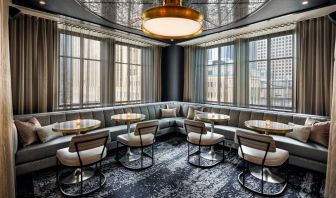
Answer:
[[16, 134, 325, 198]]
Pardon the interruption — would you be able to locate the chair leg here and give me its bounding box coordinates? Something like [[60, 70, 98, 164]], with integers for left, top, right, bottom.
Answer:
[[141, 147, 144, 169], [187, 142, 190, 162], [222, 140, 225, 161], [56, 158, 60, 187], [151, 144, 154, 165], [116, 141, 119, 161], [261, 165, 264, 194], [198, 145, 201, 166], [80, 167, 83, 196], [99, 161, 102, 186]]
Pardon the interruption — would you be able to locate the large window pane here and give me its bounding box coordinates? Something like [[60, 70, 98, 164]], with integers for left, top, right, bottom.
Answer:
[[220, 64, 234, 103], [249, 39, 267, 61], [83, 38, 101, 60], [130, 47, 141, 64], [206, 66, 218, 102], [59, 57, 80, 105], [59, 34, 80, 58], [271, 35, 293, 59], [83, 60, 101, 104], [115, 44, 128, 63], [130, 65, 141, 101], [270, 59, 293, 108], [115, 63, 129, 102], [249, 61, 267, 106]]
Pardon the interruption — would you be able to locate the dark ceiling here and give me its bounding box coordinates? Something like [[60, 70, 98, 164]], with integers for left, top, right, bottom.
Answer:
[[11, 0, 336, 44]]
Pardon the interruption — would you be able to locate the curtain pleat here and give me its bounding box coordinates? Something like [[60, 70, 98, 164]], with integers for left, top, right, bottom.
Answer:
[[142, 46, 162, 103], [325, 38, 336, 198], [10, 15, 57, 114], [296, 16, 336, 116], [183, 46, 205, 103]]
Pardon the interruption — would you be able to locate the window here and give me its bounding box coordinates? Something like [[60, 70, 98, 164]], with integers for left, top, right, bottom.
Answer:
[[59, 33, 102, 108], [115, 44, 142, 103], [248, 33, 294, 109], [205, 44, 235, 103]]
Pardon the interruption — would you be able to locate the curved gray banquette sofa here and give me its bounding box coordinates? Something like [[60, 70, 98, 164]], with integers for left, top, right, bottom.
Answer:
[[13, 101, 328, 175]]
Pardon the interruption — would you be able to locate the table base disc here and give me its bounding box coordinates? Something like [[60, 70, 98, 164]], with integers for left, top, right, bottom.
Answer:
[[120, 150, 141, 162], [250, 168, 285, 184], [61, 168, 95, 185], [200, 149, 222, 161]]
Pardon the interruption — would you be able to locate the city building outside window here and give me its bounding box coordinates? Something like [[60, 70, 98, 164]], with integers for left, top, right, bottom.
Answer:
[[248, 33, 294, 110]]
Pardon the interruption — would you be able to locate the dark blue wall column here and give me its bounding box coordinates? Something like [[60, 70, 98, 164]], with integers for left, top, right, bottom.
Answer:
[[161, 45, 184, 101]]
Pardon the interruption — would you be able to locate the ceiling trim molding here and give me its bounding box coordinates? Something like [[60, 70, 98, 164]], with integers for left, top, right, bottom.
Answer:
[[178, 5, 336, 46], [10, 4, 169, 47]]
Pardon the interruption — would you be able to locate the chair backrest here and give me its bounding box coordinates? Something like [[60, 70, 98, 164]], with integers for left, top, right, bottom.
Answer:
[[236, 130, 276, 152], [134, 120, 159, 136], [69, 131, 109, 153], [184, 120, 207, 134]]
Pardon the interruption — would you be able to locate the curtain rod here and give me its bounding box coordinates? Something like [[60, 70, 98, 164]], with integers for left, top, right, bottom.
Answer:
[[9, 4, 169, 47]]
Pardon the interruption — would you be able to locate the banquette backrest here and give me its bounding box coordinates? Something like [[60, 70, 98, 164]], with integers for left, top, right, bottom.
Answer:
[[13, 101, 328, 129]]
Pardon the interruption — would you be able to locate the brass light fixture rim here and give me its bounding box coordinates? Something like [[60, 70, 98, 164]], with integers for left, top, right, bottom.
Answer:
[[141, 24, 203, 39], [142, 6, 204, 22]]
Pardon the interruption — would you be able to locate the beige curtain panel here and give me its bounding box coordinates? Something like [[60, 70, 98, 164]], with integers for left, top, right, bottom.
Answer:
[[296, 16, 336, 116], [325, 39, 336, 198], [0, 0, 16, 197], [10, 14, 57, 114]]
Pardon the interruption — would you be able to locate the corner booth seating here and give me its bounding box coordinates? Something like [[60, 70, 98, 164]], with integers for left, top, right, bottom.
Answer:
[[13, 101, 328, 175]]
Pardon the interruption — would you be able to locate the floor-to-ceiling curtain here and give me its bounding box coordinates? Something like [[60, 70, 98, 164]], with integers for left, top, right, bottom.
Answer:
[[0, 0, 15, 197], [296, 16, 336, 116], [10, 14, 57, 114], [325, 38, 336, 198], [142, 46, 161, 103], [183, 46, 205, 103]]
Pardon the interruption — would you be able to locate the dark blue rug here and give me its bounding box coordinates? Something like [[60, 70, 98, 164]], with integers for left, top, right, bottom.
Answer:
[[32, 136, 325, 198]]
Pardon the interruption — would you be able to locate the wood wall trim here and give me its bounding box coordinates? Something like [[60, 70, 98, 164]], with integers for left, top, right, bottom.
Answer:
[[0, 0, 16, 197]]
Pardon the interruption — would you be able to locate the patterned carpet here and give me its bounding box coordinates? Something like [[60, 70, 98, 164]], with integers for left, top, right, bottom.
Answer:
[[32, 135, 325, 198]]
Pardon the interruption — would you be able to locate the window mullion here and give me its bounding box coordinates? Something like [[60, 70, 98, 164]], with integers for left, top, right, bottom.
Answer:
[[267, 37, 271, 109]]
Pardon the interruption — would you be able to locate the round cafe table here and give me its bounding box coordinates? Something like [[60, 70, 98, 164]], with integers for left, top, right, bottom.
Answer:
[[111, 113, 145, 162], [196, 113, 230, 161], [244, 120, 293, 184], [52, 119, 101, 185]]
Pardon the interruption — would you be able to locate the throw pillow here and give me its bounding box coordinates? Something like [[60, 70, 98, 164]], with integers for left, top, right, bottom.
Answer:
[[305, 117, 319, 126], [309, 121, 331, 147], [161, 108, 177, 118], [167, 104, 181, 116], [193, 110, 205, 121], [36, 123, 63, 143], [15, 117, 41, 147], [286, 123, 311, 143], [187, 106, 203, 120]]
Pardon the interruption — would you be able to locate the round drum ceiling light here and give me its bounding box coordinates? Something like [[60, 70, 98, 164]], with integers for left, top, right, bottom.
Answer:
[[142, 0, 204, 40]]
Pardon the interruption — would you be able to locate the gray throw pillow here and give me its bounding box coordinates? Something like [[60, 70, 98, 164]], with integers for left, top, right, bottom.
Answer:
[[161, 109, 177, 118], [286, 123, 311, 143], [187, 106, 203, 120], [167, 104, 181, 116], [36, 123, 63, 143]]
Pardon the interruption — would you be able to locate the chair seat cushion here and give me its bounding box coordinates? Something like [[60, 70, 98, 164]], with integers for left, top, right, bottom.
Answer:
[[56, 146, 107, 167], [271, 135, 328, 163], [238, 145, 289, 166], [16, 135, 75, 164], [117, 132, 154, 147], [187, 132, 224, 146], [159, 119, 170, 128]]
